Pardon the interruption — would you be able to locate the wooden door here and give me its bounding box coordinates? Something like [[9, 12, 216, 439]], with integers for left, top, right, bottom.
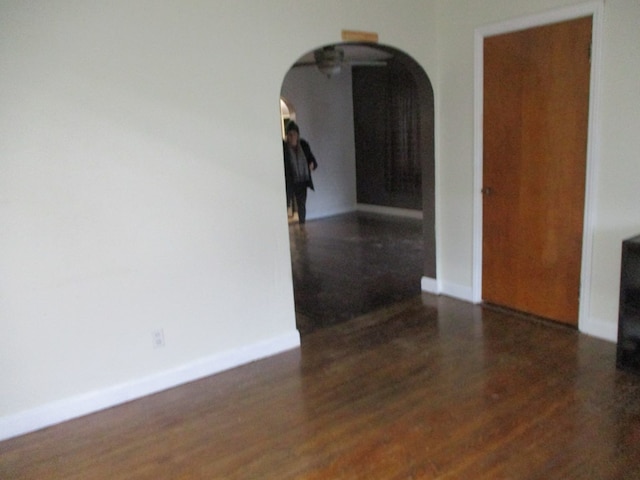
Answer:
[[482, 16, 592, 326]]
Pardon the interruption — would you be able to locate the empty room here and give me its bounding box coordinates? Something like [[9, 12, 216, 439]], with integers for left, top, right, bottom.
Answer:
[[2, 1, 640, 478]]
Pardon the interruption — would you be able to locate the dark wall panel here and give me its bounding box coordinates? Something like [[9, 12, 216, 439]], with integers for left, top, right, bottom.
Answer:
[[352, 65, 422, 210]]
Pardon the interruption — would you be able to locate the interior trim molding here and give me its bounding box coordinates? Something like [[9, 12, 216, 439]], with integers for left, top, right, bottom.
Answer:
[[421, 276, 439, 294], [356, 203, 423, 219], [0, 330, 300, 442], [439, 281, 474, 303], [581, 316, 618, 343]]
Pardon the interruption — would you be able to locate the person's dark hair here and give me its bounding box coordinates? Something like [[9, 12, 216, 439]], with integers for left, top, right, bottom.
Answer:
[[286, 121, 299, 134]]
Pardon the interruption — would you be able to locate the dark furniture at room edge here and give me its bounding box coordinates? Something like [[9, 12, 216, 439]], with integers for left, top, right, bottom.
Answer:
[[617, 233, 640, 374]]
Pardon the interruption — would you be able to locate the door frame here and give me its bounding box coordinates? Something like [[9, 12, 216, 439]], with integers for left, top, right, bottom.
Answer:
[[472, 2, 604, 334]]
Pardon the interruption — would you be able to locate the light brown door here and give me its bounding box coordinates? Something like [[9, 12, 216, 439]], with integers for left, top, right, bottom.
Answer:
[[482, 16, 592, 326]]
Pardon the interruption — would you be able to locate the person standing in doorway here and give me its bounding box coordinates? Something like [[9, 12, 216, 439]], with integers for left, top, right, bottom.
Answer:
[[283, 121, 317, 228]]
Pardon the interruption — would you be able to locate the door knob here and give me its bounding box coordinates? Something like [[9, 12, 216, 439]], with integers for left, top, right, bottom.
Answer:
[[481, 187, 493, 195]]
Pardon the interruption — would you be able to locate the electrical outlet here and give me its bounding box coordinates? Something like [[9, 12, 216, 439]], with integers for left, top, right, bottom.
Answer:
[[152, 329, 165, 348]]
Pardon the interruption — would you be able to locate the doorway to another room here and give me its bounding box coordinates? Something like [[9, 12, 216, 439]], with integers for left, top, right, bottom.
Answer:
[[281, 42, 435, 334]]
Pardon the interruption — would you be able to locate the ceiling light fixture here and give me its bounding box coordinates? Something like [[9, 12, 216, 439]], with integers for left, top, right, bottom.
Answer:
[[314, 46, 344, 78]]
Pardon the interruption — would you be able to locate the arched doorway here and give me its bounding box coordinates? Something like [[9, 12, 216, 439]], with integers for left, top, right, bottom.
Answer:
[[281, 42, 435, 333]]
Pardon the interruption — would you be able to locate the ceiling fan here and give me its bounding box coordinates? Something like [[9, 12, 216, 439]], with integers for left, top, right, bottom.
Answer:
[[292, 44, 391, 78]]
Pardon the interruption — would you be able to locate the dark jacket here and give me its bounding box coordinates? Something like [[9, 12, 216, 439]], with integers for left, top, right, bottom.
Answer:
[[283, 139, 318, 198]]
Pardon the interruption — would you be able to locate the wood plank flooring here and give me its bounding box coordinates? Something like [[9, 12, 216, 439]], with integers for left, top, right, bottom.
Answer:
[[290, 212, 424, 334], [2, 294, 639, 479]]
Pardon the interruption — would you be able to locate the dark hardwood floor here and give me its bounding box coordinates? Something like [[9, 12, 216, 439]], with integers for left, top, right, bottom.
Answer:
[[2, 213, 639, 479], [2, 294, 639, 479], [289, 211, 424, 334]]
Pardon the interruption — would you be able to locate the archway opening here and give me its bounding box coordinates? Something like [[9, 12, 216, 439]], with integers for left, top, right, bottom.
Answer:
[[280, 42, 435, 334]]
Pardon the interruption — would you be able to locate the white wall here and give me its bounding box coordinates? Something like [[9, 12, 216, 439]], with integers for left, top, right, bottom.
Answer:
[[0, 1, 301, 437], [281, 64, 357, 219], [2, 0, 638, 441], [590, 0, 640, 332], [0, 0, 438, 440]]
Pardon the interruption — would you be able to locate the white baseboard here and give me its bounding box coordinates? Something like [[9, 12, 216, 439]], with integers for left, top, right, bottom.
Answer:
[[439, 281, 474, 303], [307, 205, 356, 221], [580, 316, 617, 343], [420, 277, 477, 304], [421, 276, 439, 294], [420, 278, 474, 303], [0, 330, 300, 442], [356, 204, 423, 219]]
